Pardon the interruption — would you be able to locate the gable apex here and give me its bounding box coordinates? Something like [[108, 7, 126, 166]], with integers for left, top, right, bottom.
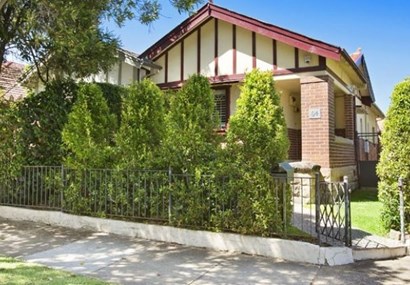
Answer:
[[140, 3, 342, 61]]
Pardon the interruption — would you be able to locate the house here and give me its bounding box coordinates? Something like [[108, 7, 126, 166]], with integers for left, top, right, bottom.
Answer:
[[350, 48, 385, 186], [84, 48, 161, 86], [139, 2, 383, 185], [351, 48, 384, 153], [28, 48, 161, 93], [0, 61, 27, 101]]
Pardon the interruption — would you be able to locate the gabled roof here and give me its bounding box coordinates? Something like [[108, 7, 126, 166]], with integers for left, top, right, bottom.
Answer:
[[118, 47, 161, 71], [0, 61, 27, 101], [140, 3, 343, 61], [350, 48, 375, 104]]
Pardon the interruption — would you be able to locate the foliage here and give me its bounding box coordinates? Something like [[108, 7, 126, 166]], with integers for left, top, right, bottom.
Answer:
[[0, 93, 21, 179], [17, 79, 78, 166], [116, 79, 165, 169], [163, 74, 220, 173], [62, 83, 117, 169], [377, 78, 410, 230], [2, 0, 118, 82], [227, 69, 289, 170], [218, 69, 290, 235], [96, 82, 126, 125], [0, 0, 203, 80]]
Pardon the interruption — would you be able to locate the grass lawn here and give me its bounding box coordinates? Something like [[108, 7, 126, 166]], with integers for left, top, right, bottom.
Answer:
[[350, 188, 387, 236], [0, 256, 111, 285]]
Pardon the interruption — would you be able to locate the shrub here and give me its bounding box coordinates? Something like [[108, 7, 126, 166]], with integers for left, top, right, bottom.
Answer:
[[0, 95, 22, 181], [163, 74, 220, 173], [222, 69, 290, 235], [17, 79, 78, 166], [96, 82, 126, 125], [62, 83, 117, 169], [115, 79, 165, 169], [227, 69, 289, 169], [377, 78, 410, 230]]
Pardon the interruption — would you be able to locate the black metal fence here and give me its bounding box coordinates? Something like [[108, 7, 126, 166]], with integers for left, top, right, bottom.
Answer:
[[0, 166, 351, 246]]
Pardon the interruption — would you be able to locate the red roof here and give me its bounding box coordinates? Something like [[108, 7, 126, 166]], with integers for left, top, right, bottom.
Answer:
[[0, 61, 27, 101], [140, 3, 343, 61]]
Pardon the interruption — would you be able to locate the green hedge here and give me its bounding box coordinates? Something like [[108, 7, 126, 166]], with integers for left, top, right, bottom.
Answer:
[[377, 78, 410, 230]]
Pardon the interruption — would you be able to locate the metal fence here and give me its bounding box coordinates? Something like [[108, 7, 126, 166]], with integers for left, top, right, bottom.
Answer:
[[0, 166, 351, 246]]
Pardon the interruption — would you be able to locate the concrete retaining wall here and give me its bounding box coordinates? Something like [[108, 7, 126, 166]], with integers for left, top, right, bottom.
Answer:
[[0, 206, 354, 266]]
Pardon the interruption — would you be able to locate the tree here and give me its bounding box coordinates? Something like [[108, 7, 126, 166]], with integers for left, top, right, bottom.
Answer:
[[164, 74, 219, 173], [116, 79, 165, 169], [227, 69, 289, 170], [0, 0, 204, 79], [377, 78, 410, 230], [62, 83, 117, 169]]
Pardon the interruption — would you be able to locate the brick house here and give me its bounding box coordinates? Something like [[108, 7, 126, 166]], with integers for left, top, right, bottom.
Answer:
[[138, 2, 383, 184]]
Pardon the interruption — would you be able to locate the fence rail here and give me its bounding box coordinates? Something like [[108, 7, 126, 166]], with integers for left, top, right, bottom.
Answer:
[[0, 166, 351, 246]]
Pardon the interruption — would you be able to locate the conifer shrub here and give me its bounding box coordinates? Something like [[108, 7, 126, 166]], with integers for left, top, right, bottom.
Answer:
[[62, 83, 117, 169], [163, 74, 220, 173], [115, 79, 165, 169], [377, 78, 410, 230], [220, 69, 290, 235], [163, 74, 221, 226]]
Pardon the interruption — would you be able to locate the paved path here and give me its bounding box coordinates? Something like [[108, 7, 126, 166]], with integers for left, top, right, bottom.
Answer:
[[1, 218, 410, 284], [292, 201, 406, 249]]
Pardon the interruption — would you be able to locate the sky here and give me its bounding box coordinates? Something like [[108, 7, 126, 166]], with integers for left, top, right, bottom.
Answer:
[[104, 0, 410, 114]]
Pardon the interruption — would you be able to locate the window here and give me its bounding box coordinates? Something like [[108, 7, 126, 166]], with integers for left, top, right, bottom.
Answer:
[[213, 88, 229, 129]]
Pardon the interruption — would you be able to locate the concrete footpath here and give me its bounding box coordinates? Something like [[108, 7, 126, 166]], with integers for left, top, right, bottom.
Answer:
[[1, 218, 410, 285]]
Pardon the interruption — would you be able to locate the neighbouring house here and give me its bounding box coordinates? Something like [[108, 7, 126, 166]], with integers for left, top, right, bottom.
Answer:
[[84, 48, 161, 86], [350, 48, 385, 187], [138, 2, 384, 185], [29, 48, 161, 93], [0, 61, 27, 101]]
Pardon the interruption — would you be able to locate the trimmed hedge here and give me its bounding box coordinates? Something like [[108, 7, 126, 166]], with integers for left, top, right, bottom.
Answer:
[[377, 78, 410, 230]]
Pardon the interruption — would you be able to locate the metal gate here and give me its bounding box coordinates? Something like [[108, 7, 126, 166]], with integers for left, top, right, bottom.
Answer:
[[290, 174, 352, 247], [316, 178, 352, 246]]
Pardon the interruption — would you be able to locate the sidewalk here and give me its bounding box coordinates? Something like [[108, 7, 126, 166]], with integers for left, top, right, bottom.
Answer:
[[1, 217, 410, 284]]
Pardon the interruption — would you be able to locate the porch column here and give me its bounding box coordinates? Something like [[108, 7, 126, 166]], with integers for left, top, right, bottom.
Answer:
[[300, 76, 335, 168], [344, 94, 355, 140]]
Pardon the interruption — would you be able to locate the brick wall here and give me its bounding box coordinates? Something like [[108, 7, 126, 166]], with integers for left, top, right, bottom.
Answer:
[[344, 94, 355, 140], [300, 76, 335, 168], [330, 141, 355, 168], [287, 128, 301, 161]]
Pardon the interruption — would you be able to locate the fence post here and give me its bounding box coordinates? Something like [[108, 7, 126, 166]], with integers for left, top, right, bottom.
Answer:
[[315, 172, 321, 245], [60, 165, 64, 212], [168, 166, 172, 224], [282, 177, 287, 236], [399, 177, 405, 244], [343, 176, 351, 247]]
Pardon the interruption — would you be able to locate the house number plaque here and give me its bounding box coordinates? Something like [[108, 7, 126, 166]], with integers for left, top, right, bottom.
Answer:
[[309, 108, 321, 119]]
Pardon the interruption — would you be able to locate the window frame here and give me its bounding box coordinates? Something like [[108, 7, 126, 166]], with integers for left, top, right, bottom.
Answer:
[[212, 86, 230, 131]]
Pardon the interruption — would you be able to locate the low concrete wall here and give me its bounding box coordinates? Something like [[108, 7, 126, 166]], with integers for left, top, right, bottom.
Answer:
[[0, 206, 354, 266], [353, 247, 407, 261]]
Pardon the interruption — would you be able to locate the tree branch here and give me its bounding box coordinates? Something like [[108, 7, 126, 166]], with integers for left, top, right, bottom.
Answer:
[[0, 0, 7, 10]]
